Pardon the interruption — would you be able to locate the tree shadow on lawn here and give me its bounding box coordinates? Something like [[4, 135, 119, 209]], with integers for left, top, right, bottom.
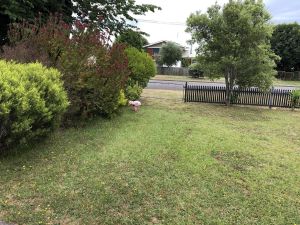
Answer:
[[162, 100, 274, 122]]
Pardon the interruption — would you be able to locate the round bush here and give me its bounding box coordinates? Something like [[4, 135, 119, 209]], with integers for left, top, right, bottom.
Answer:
[[125, 47, 156, 89], [0, 60, 69, 150], [188, 63, 204, 78]]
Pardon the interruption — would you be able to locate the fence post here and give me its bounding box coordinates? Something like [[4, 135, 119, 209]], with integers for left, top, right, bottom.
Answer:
[[269, 86, 274, 109], [184, 82, 188, 102]]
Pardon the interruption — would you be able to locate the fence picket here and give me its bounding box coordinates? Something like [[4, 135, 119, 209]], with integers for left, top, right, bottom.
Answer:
[[184, 83, 293, 108]]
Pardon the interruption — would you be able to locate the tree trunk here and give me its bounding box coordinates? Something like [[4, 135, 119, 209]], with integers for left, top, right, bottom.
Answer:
[[225, 72, 230, 106], [225, 70, 235, 106], [229, 70, 235, 104]]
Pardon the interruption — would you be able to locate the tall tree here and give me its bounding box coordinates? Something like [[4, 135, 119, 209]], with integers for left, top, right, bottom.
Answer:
[[159, 42, 183, 67], [271, 23, 300, 72], [0, 0, 160, 46], [0, 0, 73, 45], [73, 0, 160, 36], [116, 29, 149, 51], [186, 0, 278, 105]]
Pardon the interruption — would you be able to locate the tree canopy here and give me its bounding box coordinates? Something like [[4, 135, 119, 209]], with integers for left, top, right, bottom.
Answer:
[[0, 0, 160, 46], [271, 23, 300, 72], [186, 0, 278, 105], [0, 0, 73, 45], [116, 29, 149, 51], [159, 42, 183, 67], [74, 0, 160, 35]]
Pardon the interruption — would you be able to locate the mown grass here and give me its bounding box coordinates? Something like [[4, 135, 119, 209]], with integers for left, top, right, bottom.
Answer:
[[1, 89, 300, 225], [153, 74, 300, 87]]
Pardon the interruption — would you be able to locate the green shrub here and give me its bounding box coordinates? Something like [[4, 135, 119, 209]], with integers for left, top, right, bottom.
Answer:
[[125, 47, 156, 89], [0, 60, 69, 150], [290, 90, 300, 109], [118, 90, 128, 106], [181, 58, 192, 68], [125, 83, 143, 101], [188, 63, 204, 78]]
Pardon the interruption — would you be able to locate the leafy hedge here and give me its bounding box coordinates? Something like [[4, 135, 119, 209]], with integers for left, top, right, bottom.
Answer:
[[125, 47, 156, 100], [2, 16, 130, 120], [0, 60, 68, 150]]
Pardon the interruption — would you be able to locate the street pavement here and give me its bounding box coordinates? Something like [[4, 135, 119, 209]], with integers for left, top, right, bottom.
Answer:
[[147, 80, 298, 90]]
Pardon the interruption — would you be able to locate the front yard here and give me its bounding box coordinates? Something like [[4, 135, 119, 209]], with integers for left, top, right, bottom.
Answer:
[[1, 90, 300, 224]]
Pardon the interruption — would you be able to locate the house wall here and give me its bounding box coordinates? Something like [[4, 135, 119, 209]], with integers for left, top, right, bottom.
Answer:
[[146, 48, 154, 58], [146, 48, 160, 58]]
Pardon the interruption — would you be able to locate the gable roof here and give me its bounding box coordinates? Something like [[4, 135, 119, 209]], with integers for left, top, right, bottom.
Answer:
[[143, 40, 187, 48], [143, 40, 167, 48]]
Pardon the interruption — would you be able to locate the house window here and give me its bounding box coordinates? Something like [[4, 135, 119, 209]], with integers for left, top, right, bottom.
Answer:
[[152, 48, 160, 55]]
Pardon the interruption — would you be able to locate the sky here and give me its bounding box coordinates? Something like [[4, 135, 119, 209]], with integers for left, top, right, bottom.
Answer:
[[134, 0, 300, 46]]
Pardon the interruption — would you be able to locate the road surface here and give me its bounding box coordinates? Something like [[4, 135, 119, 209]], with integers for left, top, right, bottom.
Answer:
[[147, 80, 298, 90]]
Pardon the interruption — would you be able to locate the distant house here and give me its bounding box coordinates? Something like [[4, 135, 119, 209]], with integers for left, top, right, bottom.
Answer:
[[144, 40, 191, 61]]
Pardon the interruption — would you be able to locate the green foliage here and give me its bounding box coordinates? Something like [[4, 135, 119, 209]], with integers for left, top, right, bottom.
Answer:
[[118, 90, 128, 107], [181, 58, 192, 68], [116, 29, 149, 51], [125, 83, 143, 101], [0, 0, 160, 46], [186, 0, 278, 105], [0, 60, 68, 150], [188, 63, 204, 78], [160, 42, 183, 67], [271, 23, 300, 72], [0, 0, 73, 45], [125, 47, 156, 99], [290, 90, 300, 109], [74, 0, 160, 35]]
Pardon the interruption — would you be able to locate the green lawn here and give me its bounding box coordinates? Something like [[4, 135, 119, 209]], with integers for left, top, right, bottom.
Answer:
[[1, 90, 300, 225], [154, 74, 300, 87]]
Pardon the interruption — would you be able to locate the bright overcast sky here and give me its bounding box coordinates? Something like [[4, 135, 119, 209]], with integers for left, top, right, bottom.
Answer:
[[134, 0, 300, 46]]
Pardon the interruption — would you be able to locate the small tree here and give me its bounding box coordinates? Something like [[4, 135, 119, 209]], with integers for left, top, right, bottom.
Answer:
[[271, 23, 300, 72], [116, 29, 148, 51], [160, 42, 183, 67], [186, 0, 278, 105]]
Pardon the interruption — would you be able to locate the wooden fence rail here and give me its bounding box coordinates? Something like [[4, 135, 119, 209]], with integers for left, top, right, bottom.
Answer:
[[157, 67, 189, 76], [277, 71, 300, 81], [184, 83, 299, 108]]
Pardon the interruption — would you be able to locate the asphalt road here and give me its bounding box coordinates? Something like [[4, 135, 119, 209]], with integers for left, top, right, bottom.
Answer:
[[147, 80, 298, 90]]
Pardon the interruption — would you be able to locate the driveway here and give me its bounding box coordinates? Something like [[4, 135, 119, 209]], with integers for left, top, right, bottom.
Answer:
[[147, 80, 298, 90]]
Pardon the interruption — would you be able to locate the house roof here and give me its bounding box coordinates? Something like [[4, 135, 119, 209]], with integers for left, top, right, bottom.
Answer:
[[143, 40, 167, 48], [144, 40, 185, 49]]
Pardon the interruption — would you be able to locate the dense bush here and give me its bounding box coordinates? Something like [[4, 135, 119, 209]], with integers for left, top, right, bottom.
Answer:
[[125, 83, 143, 101], [125, 47, 156, 99], [188, 63, 204, 78], [290, 90, 300, 109], [58, 34, 130, 119], [2, 16, 69, 67], [118, 90, 128, 106], [0, 60, 68, 150], [2, 16, 130, 119], [181, 57, 192, 68]]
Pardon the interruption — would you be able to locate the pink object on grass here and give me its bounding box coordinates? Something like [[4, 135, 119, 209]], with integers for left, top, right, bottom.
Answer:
[[129, 100, 142, 112]]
